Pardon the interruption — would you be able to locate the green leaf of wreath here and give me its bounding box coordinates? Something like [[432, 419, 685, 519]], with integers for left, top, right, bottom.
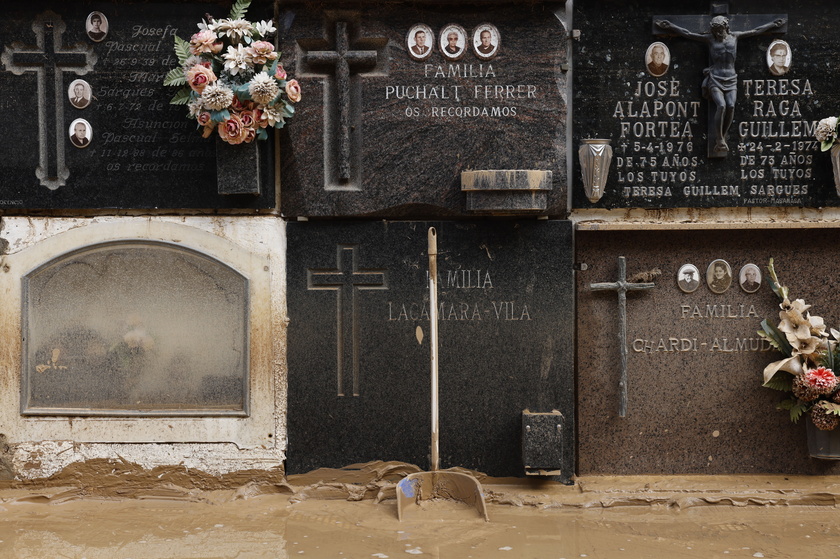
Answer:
[[228, 0, 252, 20], [163, 66, 186, 87], [174, 35, 191, 66], [169, 87, 192, 105], [763, 371, 793, 392]]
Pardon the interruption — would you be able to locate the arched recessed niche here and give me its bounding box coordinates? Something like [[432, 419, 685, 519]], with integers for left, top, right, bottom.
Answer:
[[22, 241, 249, 416]]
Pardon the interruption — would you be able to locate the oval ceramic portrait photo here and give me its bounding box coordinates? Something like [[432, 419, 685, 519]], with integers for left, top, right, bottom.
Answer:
[[69, 118, 92, 149], [706, 259, 732, 294], [68, 79, 91, 109], [767, 39, 791, 76], [86, 11, 109, 42], [645, 42, 670, 77], [440, 24, 467, 61], [472, 23, 500, 60], [739, 263, 762, 293], [677, 263, 700, 294], [407, 24, 434, 61]]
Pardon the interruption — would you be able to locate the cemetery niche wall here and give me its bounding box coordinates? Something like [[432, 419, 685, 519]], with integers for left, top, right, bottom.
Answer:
[[0, 2, 275, 209], [286, 220, 575, 480], [277, 2, 568, 218], [572, 0, 840, 209]]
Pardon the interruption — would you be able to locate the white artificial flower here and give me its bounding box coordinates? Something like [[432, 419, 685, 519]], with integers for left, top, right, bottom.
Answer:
[[816, 116, 838, 143], [215, 18, 254, 43], [255, 20, 276, 37], [249, 72, 280, 105], [260, 105, 283, 127], [223, 44, 251, 75], [201, 82, 234, 111], [187, 99, 204, 117]]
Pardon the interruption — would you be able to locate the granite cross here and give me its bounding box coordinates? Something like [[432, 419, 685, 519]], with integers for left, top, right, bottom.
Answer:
[[307, 245, 388, 397], [590, 256, 655, 417], [653, 1, 786, 158], [0, 11, 97, 189], [300, 21, 387, 189]]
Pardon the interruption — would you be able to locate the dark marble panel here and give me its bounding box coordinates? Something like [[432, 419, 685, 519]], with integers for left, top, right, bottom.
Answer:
[[286, 220, 574, 478], [0, 1, 274, 209], [577, 229, 840, 474], [573, 0, 840, 209], [278, 4, 568, 218]]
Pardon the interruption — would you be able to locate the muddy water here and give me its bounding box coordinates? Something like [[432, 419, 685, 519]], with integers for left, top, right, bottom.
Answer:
[[1, 489, 840, 558]]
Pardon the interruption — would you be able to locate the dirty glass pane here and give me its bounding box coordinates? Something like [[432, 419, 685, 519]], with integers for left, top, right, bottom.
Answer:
[[22, 242, 248, 415]]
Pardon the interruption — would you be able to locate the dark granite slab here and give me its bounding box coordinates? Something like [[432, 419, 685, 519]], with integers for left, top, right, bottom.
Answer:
[[286, 220, 574, 478], [577, 229, 840, 475], [278, 4, 568, 218], [0, 1, 274, 210], [573, 0, 840, 209]]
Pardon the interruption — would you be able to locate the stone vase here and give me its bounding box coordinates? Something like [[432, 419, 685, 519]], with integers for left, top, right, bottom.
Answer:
[[579, 139, 612, 203], [806, 418, 840, 459], [216, 136, 261, 196], [831, 144, 840, 197]]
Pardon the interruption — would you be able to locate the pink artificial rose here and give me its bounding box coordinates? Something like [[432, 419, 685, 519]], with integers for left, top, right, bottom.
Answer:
[[245, 127, 257, 143], [190, 30, 223, 55], [239, 110, 257, 129], [252, 108, 267, 128], [196, 112, 212, 126], [285, 79, 301, 103], [218, 114, 249, 145], [274, 64, 287, 80], [247, 41, 278, 65], [186, 64, 216, 94], [230, 95, 244, 111]]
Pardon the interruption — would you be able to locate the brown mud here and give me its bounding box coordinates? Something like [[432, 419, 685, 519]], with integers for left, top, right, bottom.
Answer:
[[2, 461, 840, 557]]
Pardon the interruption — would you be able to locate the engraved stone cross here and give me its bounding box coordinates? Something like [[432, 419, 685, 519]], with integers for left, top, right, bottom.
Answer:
[[1, 11, 97, 189], [308, 245, 388, 397], [590, 256, 655, 417], [299, 21, 387, 189]]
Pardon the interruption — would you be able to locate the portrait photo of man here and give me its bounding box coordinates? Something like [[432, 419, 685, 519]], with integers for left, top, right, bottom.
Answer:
[[473, 24, 500, 59], [677, 264, 700, 293], [767, 40, 791, 76], [707, 259, 733, 294], [69, 119, 91, 148], [739, 264, 762, 293], [646, 42, 670, 77], [440, 25, 467, 61], [87, 12, 109, 43], [407, 25, 433, 61], [68, 79, 91, 109]]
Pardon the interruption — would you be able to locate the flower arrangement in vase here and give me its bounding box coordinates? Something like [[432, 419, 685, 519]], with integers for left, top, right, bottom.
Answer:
[[163, 0, 300, 145], [760, 259, 840, 431]]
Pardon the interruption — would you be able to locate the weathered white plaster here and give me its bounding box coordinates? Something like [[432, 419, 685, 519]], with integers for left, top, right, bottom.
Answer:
[[0, 216, 287, 480]]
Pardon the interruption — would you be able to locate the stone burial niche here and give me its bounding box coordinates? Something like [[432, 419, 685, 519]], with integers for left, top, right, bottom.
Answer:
[[0, 219, 276, 460]]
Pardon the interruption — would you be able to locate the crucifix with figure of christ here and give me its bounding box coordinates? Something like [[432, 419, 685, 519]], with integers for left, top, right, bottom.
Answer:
[[653, 1, 786, 158], [590, 257, 655, 418]]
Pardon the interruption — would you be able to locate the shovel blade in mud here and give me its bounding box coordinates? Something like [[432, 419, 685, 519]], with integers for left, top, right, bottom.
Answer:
[[396, 470, 490, 522]]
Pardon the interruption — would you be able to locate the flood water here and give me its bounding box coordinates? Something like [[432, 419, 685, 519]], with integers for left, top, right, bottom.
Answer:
[[1, 482, 840, 558]]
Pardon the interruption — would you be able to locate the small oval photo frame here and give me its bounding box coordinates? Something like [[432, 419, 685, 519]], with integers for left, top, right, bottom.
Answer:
[[706, 259, 733, 294], [68, 79, 91, 109], [645, 42, 670, 77], [439, 24, 467, 61], [677, 264, 700, 294], [767, 39, 791, 76], [472, 23, 500, 60], [69, 118, 92, 149], [739, 263, 762, 293], [407, 24, 434, 61], [86, 11, 109, 43]]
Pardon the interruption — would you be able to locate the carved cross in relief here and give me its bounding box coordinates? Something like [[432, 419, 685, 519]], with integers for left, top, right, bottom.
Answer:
[[1, 11, 97, 189], [590, 256, 655, 418], [308, 245, 388, 397], [298, 19, 388, 190]]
